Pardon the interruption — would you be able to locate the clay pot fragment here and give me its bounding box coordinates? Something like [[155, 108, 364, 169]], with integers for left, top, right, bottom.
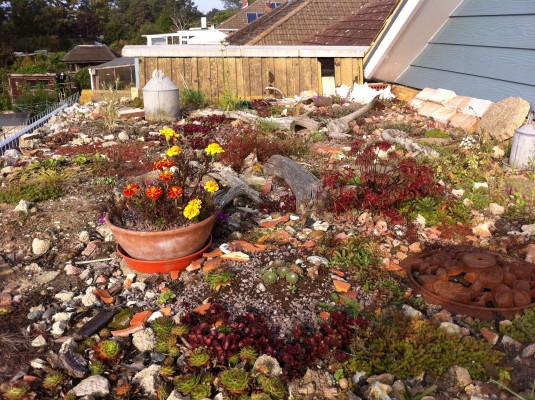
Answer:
[[493, 290, 514, 308], [478, 267, 504, 289], [464, 272, 480, 283], [514, 291, 532, 307], [470, 280, 485, 297], [462, 252, 496, 271], [433, 281, 472, 304]]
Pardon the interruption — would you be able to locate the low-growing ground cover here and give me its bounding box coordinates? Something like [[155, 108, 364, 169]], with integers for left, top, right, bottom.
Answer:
[[0, 97, 534, 399]]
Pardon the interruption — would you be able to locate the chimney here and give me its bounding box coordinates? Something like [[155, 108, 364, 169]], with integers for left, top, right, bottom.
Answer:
[[201, 17, 207, 29], [242, 0, 248, 8], [265, 1, 272, 13]]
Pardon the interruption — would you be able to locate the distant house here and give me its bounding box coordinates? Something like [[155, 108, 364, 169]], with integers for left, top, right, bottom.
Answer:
[[62, 44, 120, 72], [225, 0, 369, 46], [364, 0, 535, 107], [218, 1, 287, 32], [143, 18, 229, 46]]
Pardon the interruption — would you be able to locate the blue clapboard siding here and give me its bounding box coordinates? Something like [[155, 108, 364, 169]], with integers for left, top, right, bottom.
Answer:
[[398, 0, 535, 107]]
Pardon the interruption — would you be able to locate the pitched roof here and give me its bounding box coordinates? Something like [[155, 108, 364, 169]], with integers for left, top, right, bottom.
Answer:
[[218, 1, 287, 30], [302, 0, 398, 46], [226, 0, 370, 46], [92, 57, 135, 69], [62, 45, 119, 64]]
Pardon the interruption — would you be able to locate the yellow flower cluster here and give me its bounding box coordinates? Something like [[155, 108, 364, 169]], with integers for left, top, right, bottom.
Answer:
[[204, 181, 219, 193], [166, 145, 182, 157], [184, 199, 202, 219], [205, 143, 224, 156], [160, 128, 179, 141]]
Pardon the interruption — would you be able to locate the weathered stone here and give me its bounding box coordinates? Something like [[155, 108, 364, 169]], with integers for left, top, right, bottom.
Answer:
[[253, 354, 283, 377], [133, 364, 161, 399], [449, 113, 479, 133], [32, 238, 51, 255], [27, 304, 45, 320], [78, 230, 91, 244], [439, 322, 462, 336], [51, 320, 67, 336], [488, 203, 505, 216], [132, 328, 156, 352], [367, 373, 395, 385], [521, 343, 535, 358], [59, 338, 88, 378], [501, 335, 522, 350], [418, 101, 443, 118], [443, 365, 472, 391], [31, 335, 47, 347], [1, 149, 23, 166], [428, 88, 457, 104], [72, 375, 110, 398], [366, 381, 393, 400], [431, 107, 458, 124], [81, 286, 99, 307], [402, 304, 424, 320], [478, 97, 530, 141], [118, 131, 130, 141], [480, 327, 499, 345], [167, 391, 188, 400], [34, 271, 60, 285], [14, 200, 31, 213]]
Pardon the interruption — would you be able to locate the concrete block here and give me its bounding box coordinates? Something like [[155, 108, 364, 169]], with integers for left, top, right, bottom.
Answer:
[[431, 107, 458, 124], [409, 98, 425, 110], [415, 87, 437, 101], [444, 95, 471, 111], [461, 98, 493, 118], [418, 101, 443, 117], [450, 113, 479, 133], [428, 88, 457, 104]]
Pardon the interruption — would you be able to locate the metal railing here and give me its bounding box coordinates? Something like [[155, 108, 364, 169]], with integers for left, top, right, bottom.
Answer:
[[0, 91, 81, 155]]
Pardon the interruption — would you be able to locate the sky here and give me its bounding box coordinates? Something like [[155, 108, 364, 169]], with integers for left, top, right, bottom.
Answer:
[[195, 0, 226, 13]]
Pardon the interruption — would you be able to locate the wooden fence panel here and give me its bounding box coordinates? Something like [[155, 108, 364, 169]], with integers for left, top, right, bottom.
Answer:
[[249, 58, 263, 98], [198, 58, 211, 98], [139, 56, 363, 99]]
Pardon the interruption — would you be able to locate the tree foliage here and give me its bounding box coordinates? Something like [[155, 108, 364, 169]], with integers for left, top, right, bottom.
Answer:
[[0, 0, 208, 53]]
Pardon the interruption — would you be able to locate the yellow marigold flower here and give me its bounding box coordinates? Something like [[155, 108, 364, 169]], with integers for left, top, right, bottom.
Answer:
[[204, 143, 224, 156], [160, 128, 179, 141], [204, 181, 219, 193], [167, 145, 182, 157], [183, 199, 202, 220]]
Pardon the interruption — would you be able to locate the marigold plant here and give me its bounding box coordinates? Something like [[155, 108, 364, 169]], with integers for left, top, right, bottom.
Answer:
[[108, 127, 224, 230]]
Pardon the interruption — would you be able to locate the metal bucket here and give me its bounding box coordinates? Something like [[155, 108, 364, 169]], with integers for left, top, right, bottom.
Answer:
[[509, 111, 535, 169]]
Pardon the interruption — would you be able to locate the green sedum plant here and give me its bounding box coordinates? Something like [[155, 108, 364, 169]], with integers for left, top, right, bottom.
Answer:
[[346, 311, 502, 379], [219, 368, 250, 395], [500, 308, 535, 344], [189, 348, 211, 368], [175, 373, 201, 395]]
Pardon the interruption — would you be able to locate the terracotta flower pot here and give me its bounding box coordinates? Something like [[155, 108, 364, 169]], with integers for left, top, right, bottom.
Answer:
[[105, 213, 217, 261]]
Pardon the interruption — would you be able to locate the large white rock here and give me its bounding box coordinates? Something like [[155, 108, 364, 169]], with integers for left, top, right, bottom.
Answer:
[[72, 375, 110, 398], [32, 238, 51, 255], [132, 328, 156, 353]]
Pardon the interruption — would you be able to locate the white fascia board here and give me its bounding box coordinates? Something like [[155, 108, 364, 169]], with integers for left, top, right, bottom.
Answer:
[[122, 45, 369, 58], [364, 0, 422, 79]]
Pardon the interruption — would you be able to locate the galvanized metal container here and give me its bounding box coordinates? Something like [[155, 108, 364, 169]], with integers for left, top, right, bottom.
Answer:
[[509, 112, 535, 169], [143, 70, 180, 121]]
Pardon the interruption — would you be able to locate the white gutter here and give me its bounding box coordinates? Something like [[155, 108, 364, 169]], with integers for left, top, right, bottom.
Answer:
[[122, 45, 369, 58], [364, 0, 422, 79]]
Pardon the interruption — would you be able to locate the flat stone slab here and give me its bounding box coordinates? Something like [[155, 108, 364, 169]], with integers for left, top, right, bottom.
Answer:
[[418, 101, 443, 117], [461, 98, 493, 118], [450, 113, 479, 133], [431, 107, 458, 124]]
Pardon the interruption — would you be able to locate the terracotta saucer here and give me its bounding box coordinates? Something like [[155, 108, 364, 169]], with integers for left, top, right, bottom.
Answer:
[[116, 237, 212, 273]]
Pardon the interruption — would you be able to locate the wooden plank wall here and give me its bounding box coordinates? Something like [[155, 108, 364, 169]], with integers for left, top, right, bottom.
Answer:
[[138, 56, 363, 100]]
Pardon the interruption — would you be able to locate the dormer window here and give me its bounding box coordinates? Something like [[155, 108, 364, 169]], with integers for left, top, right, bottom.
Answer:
[[246, 12, 264, 23]]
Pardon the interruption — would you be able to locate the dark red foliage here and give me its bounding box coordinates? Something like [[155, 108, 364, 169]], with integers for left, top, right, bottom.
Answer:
[[179, 304, 366, 380], [322, 140, 442, 222]]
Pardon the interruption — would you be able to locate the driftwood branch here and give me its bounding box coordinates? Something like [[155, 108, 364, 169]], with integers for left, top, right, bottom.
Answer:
[[197, 110, 319, 133], [381, 129, 440, 159], [263, 155, 321, 214], [209, 167, 261, 208], [326, 95, 380, 134], [264, 86, 285, 98]]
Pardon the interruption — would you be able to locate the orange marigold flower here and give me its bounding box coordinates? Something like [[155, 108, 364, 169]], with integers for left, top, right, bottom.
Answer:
[[145, 185, 163, 200], [159, 171, 174, 182], [168, 186, 183, 199], [153, 159, 176, 171], [123, 184, 139, 197]]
